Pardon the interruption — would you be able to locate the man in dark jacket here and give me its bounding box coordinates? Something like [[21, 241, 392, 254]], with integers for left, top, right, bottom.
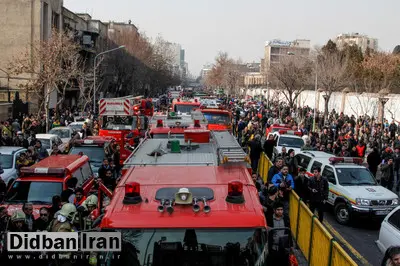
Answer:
[[381, 158, 394, 191], [263, 134, 276, 161], [248, 134, 263, 173], [367, 147, 381, 178], [267, 158, 283, 184], [309, 167, 329, 222], [294, 168, 309, 202]]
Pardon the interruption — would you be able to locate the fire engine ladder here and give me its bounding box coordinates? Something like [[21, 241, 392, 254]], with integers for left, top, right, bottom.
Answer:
[[212, 131, 247, 163]]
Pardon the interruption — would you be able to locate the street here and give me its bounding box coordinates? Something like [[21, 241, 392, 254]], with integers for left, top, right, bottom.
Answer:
[[323, 208, 383, 266]]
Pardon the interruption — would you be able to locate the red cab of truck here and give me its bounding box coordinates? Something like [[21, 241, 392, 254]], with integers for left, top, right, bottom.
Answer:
[[98, 97, 149, 164], [172, 98, 201, 114], [97, 165, 267, 265], [69, 136, 115, 175], [199, 107, 233, 131], [1, 154, 94, 218]]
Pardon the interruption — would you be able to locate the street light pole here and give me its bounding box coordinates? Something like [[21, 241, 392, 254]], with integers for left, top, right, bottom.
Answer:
[[93, 45, 125, 114]]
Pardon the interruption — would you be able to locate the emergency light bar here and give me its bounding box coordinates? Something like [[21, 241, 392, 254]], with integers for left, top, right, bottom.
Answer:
[[123, 182, 142, 204], [226, 181, 244, 204], [329, 157, 363, 165], [272, 124, 289, 127], [278, 130, 302, 136]]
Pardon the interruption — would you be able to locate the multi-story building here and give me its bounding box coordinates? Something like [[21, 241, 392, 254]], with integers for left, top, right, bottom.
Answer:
[[334, 33, 378, 52], [0, 0, 63, 109], [263, 39, 310, 72]]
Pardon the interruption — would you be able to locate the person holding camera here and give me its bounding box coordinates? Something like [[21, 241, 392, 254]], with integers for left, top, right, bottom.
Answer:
[[308, 167, 329, 223], [271, 165, 294, 218]]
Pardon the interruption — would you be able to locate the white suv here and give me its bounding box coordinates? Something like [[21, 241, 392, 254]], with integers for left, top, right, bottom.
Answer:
[[268, 130, 304, 159], [295, 151, 399, 225]]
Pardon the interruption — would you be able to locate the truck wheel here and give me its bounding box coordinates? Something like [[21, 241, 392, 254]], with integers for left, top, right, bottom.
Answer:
[[334, 202, 350, 225]]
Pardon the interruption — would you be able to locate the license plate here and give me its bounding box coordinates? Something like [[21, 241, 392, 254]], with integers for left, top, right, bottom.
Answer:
[[376, 210, 391, 215]]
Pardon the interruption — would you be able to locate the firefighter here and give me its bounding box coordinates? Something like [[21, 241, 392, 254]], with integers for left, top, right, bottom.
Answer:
[[76, 195, 98, 265], [76, 194, 98, 231], [48, 203, 77, 266]]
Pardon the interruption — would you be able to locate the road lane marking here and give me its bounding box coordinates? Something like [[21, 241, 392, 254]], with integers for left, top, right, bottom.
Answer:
[[323, 220, 372, 266]]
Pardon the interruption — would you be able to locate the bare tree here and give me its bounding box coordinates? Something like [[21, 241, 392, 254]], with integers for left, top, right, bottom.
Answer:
[[361, 52, 400, 93], [8, 28, 84, 131], [205, 52, 243, 96], [317, 51, 350, 123], [270, 56, 313, 108]]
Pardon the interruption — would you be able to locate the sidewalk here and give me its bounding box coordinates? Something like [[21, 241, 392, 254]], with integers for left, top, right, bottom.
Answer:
[[294, 247, 309, 266]]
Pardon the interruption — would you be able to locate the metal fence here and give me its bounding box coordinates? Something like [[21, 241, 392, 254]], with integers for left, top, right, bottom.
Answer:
[[258, 152, 358, 266]]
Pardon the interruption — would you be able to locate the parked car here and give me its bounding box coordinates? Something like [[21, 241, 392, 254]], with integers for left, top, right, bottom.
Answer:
[[35, 134, 66, 155], [68, 122, 84, 136], [48, 126, 74, 143], [376, 205, 400, 254], [0, 147, 27, 185]]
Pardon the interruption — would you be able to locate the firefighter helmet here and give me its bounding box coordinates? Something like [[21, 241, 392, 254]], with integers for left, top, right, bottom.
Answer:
[[59, 203, 77, 221], [85, 195, 98, 207], [11, 210, 26, 223]]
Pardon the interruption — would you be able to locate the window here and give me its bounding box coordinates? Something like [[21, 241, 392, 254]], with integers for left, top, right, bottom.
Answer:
[[99, 228, 267, 266], [388, 209, 400, 230], [5, 181, 62, 204], [335, 168, 377, 186], [322, 166, 336, 184], [310, 161, 322, 171], [80, 162, 93, 181], [295, 155, 311, 169], [0, 154, 14, 169], [278, 137, 304, 149], [203, 113, 231, 125], [72, 168, 84, 186]]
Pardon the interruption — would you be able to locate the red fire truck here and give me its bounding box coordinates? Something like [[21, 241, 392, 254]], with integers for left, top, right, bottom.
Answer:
[[148, 111, 208, 139], [199, 107, 233, 132], [98, 96, 149, 163], [172, 98, 201, 114], [97, 165, 267, 265], [122, 130, 251, 175]]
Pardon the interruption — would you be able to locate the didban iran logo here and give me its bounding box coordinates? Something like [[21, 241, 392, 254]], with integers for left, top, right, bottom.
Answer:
[[7, 232, 121, 252]]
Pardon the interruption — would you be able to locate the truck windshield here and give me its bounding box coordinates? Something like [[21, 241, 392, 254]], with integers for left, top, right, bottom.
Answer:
[[103, 116, 134, 130], [174, 104, 199, 114], [278, 136, 304, 148], [203, 113, 231, 125], [70, 146, 104, 167], [336, 168, 377, 186], [5, 181, 63, 204], [100, 228, 266, 266]]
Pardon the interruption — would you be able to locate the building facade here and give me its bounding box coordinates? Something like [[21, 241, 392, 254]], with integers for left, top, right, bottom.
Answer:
[[334, 33, 378, 52], [263, 39, 310, 72], [0, 0, 63, 108]]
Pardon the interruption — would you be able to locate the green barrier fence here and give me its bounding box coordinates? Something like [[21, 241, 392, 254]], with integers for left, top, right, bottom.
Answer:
[[258, 152, 358, 266]]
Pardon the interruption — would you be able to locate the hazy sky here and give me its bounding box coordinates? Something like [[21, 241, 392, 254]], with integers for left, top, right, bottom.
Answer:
[[65, 0, 400, 76]]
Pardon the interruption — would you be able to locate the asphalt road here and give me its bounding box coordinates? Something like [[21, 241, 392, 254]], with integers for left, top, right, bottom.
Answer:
[[323, 208, 383, 266]]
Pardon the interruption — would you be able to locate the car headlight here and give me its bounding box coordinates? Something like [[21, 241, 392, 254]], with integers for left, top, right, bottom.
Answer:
[[392, 198, 399, 205], [356, 198, 371, 206]]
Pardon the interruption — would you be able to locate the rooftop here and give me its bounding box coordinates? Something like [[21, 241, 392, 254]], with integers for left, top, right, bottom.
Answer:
[[21, 154, 89, 176], [124, 138, 218, 166], [101, 166, 265, 228], [0, 146, 26, 154]]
